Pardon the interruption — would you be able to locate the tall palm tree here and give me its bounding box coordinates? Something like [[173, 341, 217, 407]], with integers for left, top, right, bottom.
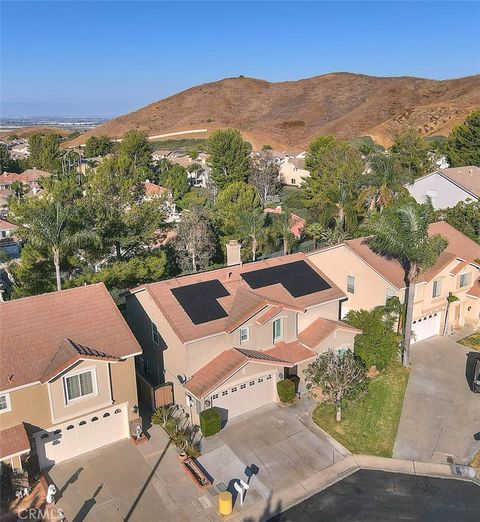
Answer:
[[357, 154, 412, 213], [268, 210, 296, 256], [237, 208, 267, 261], [20, 202, 99, 291], [362, 201, 447, 366]]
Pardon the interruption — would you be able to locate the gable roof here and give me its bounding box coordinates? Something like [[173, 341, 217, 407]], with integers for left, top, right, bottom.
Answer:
[[437, 167, 480, 198], [298, 318, 361, 350], [0, 217, 17, 231], [0, 283, 141, 391], [0, 424, 30, 460], [0, 169, 52, 185], [131, 253, 345, 343], [428, 221, 480, 264]]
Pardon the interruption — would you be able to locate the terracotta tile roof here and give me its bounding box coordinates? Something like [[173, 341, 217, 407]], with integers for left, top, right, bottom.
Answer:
[[0, 283, 141, 391], [449, 260, 469, 276], [0, 424, 30, 459], [183, 347, 290, 399], [0, 169, 52, 185], [39, 339, 121, 384], [256, 306, 282, 325], [263, 207, 305, 238], [0, 217, 17, 231], [133, 253, 345, 343], [438, 166, 480, 198], [225, 288, 267, 332], [144, 181, 168, 196], [467, 278, 480, 298], [265, 341, 317, 364], [428, 221, 480, 264], [298, 318, 361, 349]]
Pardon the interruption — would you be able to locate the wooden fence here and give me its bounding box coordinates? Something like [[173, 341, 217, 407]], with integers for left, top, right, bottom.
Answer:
[[136, 373, 174, 411]]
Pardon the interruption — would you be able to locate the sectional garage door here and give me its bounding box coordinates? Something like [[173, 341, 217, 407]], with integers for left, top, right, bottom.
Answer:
[[411, 312, 441, 343], [34, 403, 129, 470], [210, 372, 276, 420]]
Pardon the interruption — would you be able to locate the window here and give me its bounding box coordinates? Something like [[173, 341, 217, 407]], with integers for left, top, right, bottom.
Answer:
[[222, 390, 228, 396], [266, 375, 272, 380], [273, 318, 283, 342], [151, 322, 160, 344], [249, 380, 255, 386], [212, 393, 219, 400], [459, 273, 471, 288], [432, 279, 442, 298], [64, 370, 95, 402], [231, 387, 237, 393], [426, 189, 438, 207], [0, 393, 11, 413], [258, 377, 263, 383], [291, 178, 296, 185], [347, 275, 355, 294], [240, 384, 246, 390], [240, 326, 249, 343]]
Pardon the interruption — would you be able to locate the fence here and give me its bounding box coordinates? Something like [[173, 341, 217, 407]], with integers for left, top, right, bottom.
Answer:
[[136, 373, 174, 411]]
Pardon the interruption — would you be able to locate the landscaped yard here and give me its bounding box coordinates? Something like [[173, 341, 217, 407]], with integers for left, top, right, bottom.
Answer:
[[458, 331, 480, 351], [312, 362, 409, 457]]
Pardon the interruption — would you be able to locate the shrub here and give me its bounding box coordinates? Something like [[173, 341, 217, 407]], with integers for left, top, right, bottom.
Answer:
[[277, 378, 296, 404], [199, 408, 222, 437]]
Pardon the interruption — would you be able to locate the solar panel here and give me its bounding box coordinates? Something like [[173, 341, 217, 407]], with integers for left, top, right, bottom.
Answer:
[[241, 260, 331, 297], [171, 280, 230, 325]]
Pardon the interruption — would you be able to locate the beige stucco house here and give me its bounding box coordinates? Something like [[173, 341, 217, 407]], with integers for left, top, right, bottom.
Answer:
[[126, 251, 360, 424], [279, 158, 310, 186], [0, 283, 141, 472], [308, 221, 480, 343]]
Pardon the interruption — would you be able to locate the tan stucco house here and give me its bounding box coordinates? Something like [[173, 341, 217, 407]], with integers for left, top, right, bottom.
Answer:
[[0, 283, 142, 472], [125, 252, 360, 423], [279, 157, 310, 186], [308, 221, 480, 343]]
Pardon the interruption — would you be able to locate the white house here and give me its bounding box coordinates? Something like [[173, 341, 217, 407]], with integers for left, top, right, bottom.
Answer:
[[407, 166, 480, 209]]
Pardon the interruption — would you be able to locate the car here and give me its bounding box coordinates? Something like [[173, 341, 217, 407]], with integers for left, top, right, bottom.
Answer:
[[474, 358, 480, 393]]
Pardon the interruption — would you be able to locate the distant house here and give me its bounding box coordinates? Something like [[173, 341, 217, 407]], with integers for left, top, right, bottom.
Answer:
[[264, 206, 305, 238], [407, 166, 480, 209], [0, 168, 52, 194], [0, 217, 20, 257], [279, 157, 310, 186]]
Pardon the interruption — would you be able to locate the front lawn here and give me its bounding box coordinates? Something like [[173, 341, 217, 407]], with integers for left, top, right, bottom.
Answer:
[[312, 362, 409, 457], [458, 331, 480, 351]]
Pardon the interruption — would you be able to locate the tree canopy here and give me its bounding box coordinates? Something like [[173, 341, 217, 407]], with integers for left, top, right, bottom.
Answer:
[[390, 127, 433, 178], [84, 135, 114, 157], [444, 109, 480, 167]]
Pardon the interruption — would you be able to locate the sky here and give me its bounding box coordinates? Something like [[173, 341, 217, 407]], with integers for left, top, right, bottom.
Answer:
[[1, 1, 479, 118]]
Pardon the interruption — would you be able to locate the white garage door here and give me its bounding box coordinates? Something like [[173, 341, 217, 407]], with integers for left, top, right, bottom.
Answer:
[[411, 312, 441, 343], [211, 373, 275, 419], [34, 403, 129, 470]]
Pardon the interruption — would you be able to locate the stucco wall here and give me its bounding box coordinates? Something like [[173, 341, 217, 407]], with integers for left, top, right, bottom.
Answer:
[[407, 173, 476, 209], [280, 161, 310, 186]]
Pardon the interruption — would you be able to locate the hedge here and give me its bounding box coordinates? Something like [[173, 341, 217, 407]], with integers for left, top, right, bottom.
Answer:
[[199, 407, 222, 437], [277, 378, 296, 404]]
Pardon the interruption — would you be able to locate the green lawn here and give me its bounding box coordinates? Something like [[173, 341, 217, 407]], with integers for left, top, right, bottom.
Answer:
[[458, 332, 480, 351], [312, 362, 409, 457]]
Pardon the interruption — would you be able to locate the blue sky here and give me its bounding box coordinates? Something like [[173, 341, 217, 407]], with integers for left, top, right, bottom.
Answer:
[[1, 1, 479, 117]]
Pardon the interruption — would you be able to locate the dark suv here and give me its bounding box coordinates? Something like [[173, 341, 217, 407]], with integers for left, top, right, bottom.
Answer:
[[474, 358, 480, 393]]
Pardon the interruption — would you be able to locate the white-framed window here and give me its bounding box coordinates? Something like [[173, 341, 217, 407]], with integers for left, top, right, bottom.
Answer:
[[240, 326, 249, 343], [64, 370, 96, 403], [291, 178, 296, 184], [425, 189, 438, 207], [151, 322, 159, 344], [432, 279, 442, 298], [347, 275, 355, 294], [273, 318, 283, 342], [459, 273, 471, 288], [0, 392, 12, 413]]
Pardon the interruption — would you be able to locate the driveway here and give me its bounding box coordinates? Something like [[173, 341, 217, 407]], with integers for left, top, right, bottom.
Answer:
[[394, 333, 480, 464]]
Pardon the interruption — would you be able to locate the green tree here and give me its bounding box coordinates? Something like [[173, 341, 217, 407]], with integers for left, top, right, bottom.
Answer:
[[207, 129, 252, 188], [237, 208, 267, 261], [84, 135, 114, 157], [161, 164, 189, 200], [362, 201, 447, 366], [390, 127, 433, 178], [28, 132, 62, 173], [267, 210, 296, 256], [9, 180, 25, 198], [438, 201, 480, 244], [28, 132, 44, 168], [118, 129, 153, 169], [0, 144, 20, 173], [444, 109, 480, 167]]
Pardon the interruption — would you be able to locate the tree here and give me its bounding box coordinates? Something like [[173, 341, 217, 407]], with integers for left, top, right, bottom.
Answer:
[[207, 129, 252, 188], [390, 127, 433, 178], [304, 222, 349, 246], [346, 308, 401, 370], [357, 154, 412, 213], [28, 132, 62, 173], [0, 144, 20, 173], [267, 210, 296, 256], [237, 208, 267, 261], [161, 164, 189, 200], [10, 180, 25, 199], [304, 350, 366, 421], [118, 130, 153, 169], [16, 201, 99, 291], [438, 200, 480, 244], [173, 206, 216, 272], [249, 151, 281, 205], [362, 201, 447, 366], [444, 110, 480, 167], [84, 135, 114, 157], [442, 292, 460, 336]]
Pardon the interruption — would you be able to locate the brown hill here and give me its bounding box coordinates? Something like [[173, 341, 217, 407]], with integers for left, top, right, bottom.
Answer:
[[66, 72, 480, 150]]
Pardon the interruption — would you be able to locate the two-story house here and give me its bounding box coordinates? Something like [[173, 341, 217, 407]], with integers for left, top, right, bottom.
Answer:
[[308, 221, 480, 343], [125, 251, 360, 424], [0, 283, 142, 472], [279, 157, 310, 187]]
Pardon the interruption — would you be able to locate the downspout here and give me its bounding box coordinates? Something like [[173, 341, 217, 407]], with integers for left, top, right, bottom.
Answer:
[[108, 363, 115, 404]]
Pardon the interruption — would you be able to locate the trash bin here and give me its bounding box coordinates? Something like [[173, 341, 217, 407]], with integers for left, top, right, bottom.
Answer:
[[219, 491, 233, 515]]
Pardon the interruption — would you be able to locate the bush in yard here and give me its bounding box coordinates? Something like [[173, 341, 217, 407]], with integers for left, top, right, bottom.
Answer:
[[346, 308, 401, 370], [277, 378, 296, 404], [199, 408, 222, 437]]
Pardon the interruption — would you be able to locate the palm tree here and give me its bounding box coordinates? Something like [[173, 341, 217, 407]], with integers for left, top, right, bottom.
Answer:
[[357, 154, 411, 213], [237, 209, 267, 261], [268, 210, 295, 256], [362, 201, 447, 366], [20, 202, 99, 291]]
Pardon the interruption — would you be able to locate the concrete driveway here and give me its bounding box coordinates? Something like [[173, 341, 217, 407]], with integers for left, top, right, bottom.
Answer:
[[394, 333, 480, 464]]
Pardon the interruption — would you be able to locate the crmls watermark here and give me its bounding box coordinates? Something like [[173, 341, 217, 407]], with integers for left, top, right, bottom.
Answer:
[[17, 506, 64, 520]]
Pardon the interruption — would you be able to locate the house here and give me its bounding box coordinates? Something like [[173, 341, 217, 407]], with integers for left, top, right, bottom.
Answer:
[[0, 284, 142, 472], [0, 217, 20, 257], [0, 168, 52, 194], [308, 221, 480, 343], [279, 157, 310, 187], [407, 166, 480, 209], [263, 206, 306, 238], [125, 248, 360, 424]]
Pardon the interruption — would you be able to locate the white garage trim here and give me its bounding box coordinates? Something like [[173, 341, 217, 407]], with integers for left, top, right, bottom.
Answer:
[[34, 403, 130, 470], [411, 312, 441, 343]]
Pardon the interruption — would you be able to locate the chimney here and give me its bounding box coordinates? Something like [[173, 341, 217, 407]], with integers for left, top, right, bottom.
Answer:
[[226, 240, 242, 267]]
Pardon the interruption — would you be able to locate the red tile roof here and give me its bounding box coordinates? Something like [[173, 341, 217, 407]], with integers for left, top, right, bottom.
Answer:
[[428, 221, 480, 264], [0, 283, 141, 391], [467, 278, 480, 298], [265, 341, 317, 364], [144, 181, 168, 196], [0, 217, 17, 231], [0, 169, 52, 185], [298, 318, 361, 349], [0, 424, 30, 460]]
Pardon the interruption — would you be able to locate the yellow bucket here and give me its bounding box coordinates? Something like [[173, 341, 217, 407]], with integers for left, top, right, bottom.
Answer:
[[219, 491, 233, 515]]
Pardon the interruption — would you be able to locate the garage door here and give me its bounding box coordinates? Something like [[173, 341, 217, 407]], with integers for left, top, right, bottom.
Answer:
[[34, 403, 129, 470], [210, 373, 275, 420], [411, 312, 441, 343]]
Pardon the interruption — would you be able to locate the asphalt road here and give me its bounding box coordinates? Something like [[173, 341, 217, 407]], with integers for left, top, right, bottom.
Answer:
[[269, 470, 480, 522]]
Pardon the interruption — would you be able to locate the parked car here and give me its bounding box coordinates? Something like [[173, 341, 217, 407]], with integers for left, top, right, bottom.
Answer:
[[474, 358, 480, 393]]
